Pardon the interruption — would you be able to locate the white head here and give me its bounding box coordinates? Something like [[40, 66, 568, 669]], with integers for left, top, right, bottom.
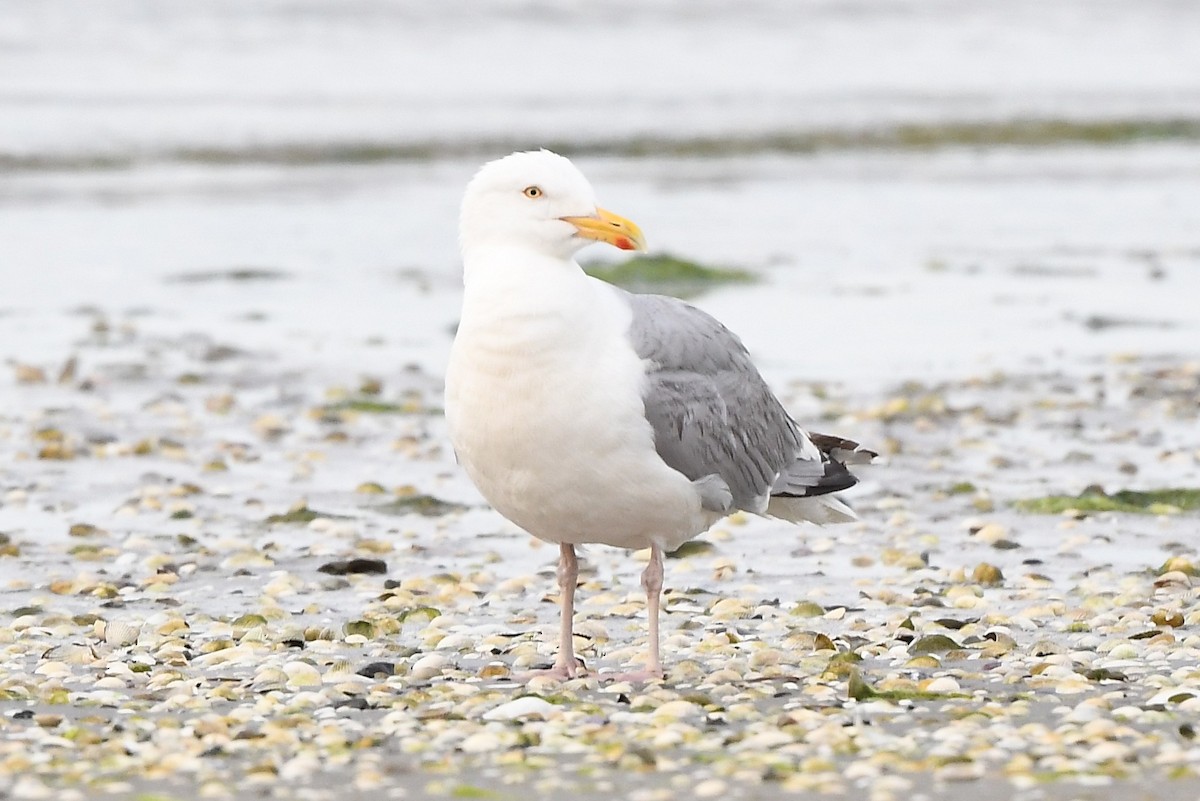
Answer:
[[459, 150, 646, 261]]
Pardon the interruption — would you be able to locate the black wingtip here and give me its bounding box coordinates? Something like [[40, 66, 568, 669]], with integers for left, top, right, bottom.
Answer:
[[809, 432, 878, 465], [772, 431, 877, 500], [774, 459, 858, 498]]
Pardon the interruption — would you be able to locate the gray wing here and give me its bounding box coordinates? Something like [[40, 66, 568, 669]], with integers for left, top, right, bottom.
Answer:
[[624, 293, 856, 514]]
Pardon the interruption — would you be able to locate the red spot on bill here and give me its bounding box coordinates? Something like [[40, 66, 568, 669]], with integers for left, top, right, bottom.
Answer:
[[614, 237, 635, 251]]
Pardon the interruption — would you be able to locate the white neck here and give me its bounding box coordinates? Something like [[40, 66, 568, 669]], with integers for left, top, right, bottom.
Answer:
[[458, 245, 594, 341], [462, 245, 589, 303]]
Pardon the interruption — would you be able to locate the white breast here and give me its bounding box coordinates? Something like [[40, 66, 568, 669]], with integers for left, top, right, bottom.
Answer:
[[445, 255, 707, 551]]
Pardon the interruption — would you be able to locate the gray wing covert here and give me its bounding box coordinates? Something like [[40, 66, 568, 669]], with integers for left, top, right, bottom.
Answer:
[[625, 293, 812, 512]]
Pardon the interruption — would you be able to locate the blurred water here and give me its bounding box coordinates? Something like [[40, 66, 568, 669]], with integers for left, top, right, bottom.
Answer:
[[1, 0, 1198, 389], [3, 0, 1198, 162]]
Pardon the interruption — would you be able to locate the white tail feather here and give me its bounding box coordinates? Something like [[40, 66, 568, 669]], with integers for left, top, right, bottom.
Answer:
[[766, 495, 858, 525]]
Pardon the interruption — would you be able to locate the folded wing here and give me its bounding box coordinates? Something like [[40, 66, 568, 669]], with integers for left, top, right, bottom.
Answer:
[[623, 291, 873, 520]]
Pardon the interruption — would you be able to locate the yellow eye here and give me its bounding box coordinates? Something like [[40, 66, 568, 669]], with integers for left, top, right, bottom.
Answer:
[[523, 186, 543, 199]]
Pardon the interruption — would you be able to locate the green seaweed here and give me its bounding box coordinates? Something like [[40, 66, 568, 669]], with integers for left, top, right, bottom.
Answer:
[[321, 396, 442, 416], [323, 397, 408, 414], [450, 786, 500, 800], [264, 507, 320, 524], [374, 495, 468, 517], [1015, 487, 1200, 514], [584, 253, 757, 298], [263, 506, 350, 524], [8, 117, 1200, 174]]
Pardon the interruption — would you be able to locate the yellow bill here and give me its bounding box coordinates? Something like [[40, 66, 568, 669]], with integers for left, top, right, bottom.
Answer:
[[560, 207, 646, 251]]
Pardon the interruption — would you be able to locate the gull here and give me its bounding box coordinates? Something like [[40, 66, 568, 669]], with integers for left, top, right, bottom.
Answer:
[[445, 150, 874, 681]]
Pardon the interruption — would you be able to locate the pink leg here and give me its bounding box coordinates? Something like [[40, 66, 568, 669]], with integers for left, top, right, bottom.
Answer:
[[643, 544, 664, 676], [553, 543, 580, 674], [603, 544, 665, 683], [518, 543, 581, 681]]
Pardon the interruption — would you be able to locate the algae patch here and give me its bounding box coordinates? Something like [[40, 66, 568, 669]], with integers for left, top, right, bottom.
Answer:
[[325, 398, 408, 414], [321, 396, 437, 415], [584, 253, 756, 298], [264, 505, 351, 525], [450, 785, 501, 800], [374, 494, 469, 517], [1015, 487, 1200, 515], [10, 117, 1200, 173]]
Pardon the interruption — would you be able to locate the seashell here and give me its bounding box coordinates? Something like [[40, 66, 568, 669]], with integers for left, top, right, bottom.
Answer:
[[325, 659, 353, 677], [482, 696, 559, 722], [283, 661, 322, 687], [408, 653, 449, 681], [104, 620, 142, 647], [42, 643, 98, 666], [652, 700, 701, 719], [33, 661, 72, 678]]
